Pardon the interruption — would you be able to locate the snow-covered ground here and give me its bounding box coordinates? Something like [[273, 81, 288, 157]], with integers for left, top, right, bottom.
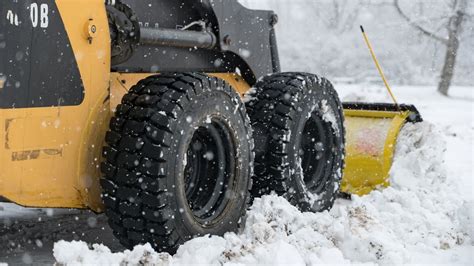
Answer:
[[1, 84, 472, 265]]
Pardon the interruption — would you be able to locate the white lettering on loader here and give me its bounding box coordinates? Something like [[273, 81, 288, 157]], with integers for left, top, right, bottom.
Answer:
[[30, 3, 49, 28], [6, 10, 19, 26]]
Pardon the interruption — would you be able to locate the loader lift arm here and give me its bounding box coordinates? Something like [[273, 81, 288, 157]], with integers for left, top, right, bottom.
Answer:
[[106, 0, 279, 84]]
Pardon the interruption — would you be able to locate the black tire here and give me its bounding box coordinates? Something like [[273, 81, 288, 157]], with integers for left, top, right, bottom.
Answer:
[[100, 73, 253, 253], [246, 72, 345, 212]]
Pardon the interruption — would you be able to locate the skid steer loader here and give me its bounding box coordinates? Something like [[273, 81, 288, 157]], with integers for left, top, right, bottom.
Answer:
[[0, 0, 421, 253]]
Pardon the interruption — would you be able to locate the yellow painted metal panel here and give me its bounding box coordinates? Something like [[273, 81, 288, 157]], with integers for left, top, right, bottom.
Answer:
[[0, 0, 110, 211], [110, 73, 251, 111], [341, 109, 410, 195]]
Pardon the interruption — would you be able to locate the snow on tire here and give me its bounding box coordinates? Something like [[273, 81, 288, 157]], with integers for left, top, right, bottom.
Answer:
[[246, 72, 345, 212], [100, 73, 253, 253]]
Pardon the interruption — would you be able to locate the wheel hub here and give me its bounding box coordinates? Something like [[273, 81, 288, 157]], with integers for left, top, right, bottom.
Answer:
[[184, 118, 236, 224]]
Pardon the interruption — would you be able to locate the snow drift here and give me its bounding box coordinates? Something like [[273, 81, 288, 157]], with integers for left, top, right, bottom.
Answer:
[[53, 122, 473, 265]]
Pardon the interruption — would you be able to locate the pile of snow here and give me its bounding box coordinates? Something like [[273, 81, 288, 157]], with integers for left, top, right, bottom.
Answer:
[[53, 122, 472, 265], [53, 241, 170, 266]]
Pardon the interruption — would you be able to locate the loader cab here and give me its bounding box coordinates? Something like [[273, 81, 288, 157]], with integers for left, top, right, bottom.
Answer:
[[0, 0, 111, 209]]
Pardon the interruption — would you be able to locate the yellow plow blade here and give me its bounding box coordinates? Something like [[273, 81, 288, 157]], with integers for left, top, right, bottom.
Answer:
[[341, 103, 422, 196]]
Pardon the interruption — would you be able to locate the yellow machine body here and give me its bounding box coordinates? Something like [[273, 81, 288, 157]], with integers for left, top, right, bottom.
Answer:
[[0, 0, 418, 211], [0, 0, 252, 213], [0, 0, 111, 211]]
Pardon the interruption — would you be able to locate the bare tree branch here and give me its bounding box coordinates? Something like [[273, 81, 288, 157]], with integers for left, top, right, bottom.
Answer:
[[394, 0, 449, 44]]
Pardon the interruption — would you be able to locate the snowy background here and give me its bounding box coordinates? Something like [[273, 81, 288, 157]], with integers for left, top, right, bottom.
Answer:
[[1, 0, 473, 265], [244, 0, 474, 86]]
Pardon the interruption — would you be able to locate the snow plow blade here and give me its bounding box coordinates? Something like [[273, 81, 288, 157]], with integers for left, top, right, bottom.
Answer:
[[341, 103, 422, 195]]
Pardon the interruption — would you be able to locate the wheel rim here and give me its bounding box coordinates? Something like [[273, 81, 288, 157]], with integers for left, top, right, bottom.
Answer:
[[183, 118, 236, 225], [300, 112, 335, 193]]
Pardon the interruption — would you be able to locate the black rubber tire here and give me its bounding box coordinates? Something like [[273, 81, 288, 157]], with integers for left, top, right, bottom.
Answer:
[[100, 73, 253, 253], [246, 72, 345, 212]]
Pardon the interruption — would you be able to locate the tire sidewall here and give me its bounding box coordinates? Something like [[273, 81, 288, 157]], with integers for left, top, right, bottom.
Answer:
[[252, 74, 345, 212], [166, 86, 252, 238], [286, 79, 344, 212]]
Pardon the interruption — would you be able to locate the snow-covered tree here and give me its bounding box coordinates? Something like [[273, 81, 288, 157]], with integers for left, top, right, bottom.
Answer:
[[394, 0, 471, 96]]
